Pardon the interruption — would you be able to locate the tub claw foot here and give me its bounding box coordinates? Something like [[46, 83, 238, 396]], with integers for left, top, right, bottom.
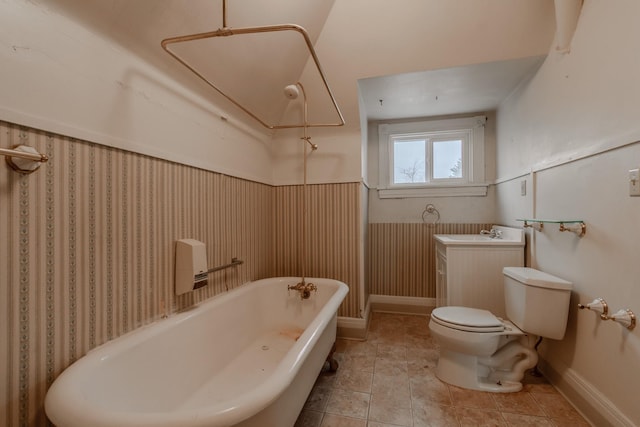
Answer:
[[322, 342, 339, 373]]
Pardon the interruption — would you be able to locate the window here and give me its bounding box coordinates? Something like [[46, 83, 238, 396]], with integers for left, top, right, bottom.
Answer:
[[391, 132, 468, 185], [378, 116, 487, 198]]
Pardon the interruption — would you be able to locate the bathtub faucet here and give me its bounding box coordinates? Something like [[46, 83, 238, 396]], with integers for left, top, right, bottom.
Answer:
[[288, 279, 317, 300]]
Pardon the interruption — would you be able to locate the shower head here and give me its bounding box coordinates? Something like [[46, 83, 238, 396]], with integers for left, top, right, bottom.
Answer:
[[284, 84, 300, 99]]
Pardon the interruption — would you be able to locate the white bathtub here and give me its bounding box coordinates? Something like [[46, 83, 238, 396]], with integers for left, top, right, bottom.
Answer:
[[45, 277, 348, 427]]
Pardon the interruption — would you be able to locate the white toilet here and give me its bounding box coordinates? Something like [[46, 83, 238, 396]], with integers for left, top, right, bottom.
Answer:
[[428, 267, 572, 393]]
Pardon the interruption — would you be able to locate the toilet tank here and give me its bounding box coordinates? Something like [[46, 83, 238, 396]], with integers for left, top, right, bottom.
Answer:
[[503, 267, 572, 340]]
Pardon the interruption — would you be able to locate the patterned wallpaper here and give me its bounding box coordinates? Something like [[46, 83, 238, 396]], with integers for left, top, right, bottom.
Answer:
[[0, 118, 486, 426], [0, 120, 362, 426], [367, 222, 493, 297]]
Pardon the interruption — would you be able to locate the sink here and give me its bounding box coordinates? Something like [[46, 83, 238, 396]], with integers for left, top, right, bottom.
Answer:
[[434, 225, 525, 319], [441, 235, 496, 241], [434, 226, 524, 246]]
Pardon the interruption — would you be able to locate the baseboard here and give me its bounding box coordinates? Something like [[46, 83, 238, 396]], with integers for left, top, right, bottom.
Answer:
[[538, 359, 635, 427], [369, 294, 435, 315], [337, 299, 371, 340], [337, 295, 435, 340]]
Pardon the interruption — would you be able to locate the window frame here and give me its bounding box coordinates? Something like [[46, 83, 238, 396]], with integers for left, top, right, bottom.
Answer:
[[389, 130, 471, 186], [378, 116, 487, 198]]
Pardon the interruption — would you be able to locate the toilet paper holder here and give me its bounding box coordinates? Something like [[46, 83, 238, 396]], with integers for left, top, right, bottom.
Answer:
[[609, 308, 636, 330], [578, 298, 636, 330], [578, 297, 609, 319]]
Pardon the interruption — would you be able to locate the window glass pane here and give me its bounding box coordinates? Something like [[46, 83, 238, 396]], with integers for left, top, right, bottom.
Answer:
[[393, 139, 426, 184], [433, 139, 462, 179]]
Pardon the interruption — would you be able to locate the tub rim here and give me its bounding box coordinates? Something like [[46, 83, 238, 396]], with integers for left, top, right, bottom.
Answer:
[[45, 277, 348, 427]]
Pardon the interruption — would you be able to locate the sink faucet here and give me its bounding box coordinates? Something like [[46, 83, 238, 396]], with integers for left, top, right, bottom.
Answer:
[[480, 228, 502, 239]]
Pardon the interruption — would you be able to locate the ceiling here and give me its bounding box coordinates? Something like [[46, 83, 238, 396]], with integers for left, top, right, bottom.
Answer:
[[39, 0, 338, 128], [358, 56, 546, 121], [38, 0, 555, 129]]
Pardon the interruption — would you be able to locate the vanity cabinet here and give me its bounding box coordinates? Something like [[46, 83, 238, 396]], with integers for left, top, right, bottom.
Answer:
[[434, 227, 525, 318]]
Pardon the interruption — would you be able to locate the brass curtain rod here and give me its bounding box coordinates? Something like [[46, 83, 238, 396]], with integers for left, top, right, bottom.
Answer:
[[161, 5, 344, 130]]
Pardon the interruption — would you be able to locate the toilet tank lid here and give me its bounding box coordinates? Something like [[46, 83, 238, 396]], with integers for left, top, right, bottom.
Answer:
[[503, 267, 572, 291]]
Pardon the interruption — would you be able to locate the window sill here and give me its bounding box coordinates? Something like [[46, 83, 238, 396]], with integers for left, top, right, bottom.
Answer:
[[378, 184, 488, 198]]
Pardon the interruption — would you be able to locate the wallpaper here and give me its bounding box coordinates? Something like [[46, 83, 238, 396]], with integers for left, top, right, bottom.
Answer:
[[0, 120, 361, 426]]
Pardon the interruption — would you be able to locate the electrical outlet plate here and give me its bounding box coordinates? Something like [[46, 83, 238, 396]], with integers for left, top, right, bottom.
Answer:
[[630, 168, 640, 196]]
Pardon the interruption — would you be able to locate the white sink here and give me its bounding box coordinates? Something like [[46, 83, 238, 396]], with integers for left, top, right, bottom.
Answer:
[[434, 226, 524, 246]]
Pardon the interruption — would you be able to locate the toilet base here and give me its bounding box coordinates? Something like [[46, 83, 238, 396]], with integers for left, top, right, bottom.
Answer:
[[435, 348, 523, 393]]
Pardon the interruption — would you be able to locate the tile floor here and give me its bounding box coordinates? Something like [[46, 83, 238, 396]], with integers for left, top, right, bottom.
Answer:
[[295, 312, 590, 427]]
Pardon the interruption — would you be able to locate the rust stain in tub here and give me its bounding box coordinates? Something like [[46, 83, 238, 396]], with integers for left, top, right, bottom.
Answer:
[[279, 327, 304, 341]]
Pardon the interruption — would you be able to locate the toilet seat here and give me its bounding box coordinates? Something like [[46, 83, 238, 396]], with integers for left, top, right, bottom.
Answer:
[[431, 306, 505, 333]]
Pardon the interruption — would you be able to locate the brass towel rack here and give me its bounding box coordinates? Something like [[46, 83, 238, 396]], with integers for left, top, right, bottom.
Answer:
[[1, 145, 49, 174]]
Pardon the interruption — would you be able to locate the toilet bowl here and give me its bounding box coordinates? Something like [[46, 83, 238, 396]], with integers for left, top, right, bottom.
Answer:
[[428, 267, 572, 393]]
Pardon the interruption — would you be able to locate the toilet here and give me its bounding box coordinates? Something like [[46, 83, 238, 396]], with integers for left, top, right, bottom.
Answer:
[[428, 267, 572, 393]]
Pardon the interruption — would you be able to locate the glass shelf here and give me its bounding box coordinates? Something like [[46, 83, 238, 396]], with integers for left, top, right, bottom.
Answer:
[[516, 219, 586, 237]]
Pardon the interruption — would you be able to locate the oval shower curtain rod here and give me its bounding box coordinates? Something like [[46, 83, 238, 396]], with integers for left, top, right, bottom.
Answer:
[[160, 1, 345, 130]]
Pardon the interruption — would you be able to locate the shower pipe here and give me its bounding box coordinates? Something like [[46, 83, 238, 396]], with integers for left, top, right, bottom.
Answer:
[[160, 0, 345, 130], [285, 82, 318, 298]]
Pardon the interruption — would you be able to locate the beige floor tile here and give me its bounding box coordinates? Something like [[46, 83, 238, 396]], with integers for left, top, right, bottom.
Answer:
[[315, 371, 339, 388], [372, 372, 411, 401], [449, 385, 498, 410], [411, 374, 452, 406], [295, 409, 324, 427], [521, 383, 557, 395], [304, 384, 333, 412], [492, 392, 545, 416], [405, 333, 440, 350], [335, 339, 350, 353], [297, 313, 590, 427], [407, 358, 438, 377], [345, 340, 378, 356], [413, 400, 459, 427], [530, 392, 580, 419], [501, 412, 554, 426], [371, 331, 407, 345], [377, 343, 407, 360], [341, 352, 377, 373], [326, 388, 371, 419], [375, 357, 408, 376], [456, 407, 507, 426], [335, 368, 374, 393], [549, 416, 591, 427], [367, 422, 408, 427], [368, 394, 413, 426], [321, 413, 367, 427]]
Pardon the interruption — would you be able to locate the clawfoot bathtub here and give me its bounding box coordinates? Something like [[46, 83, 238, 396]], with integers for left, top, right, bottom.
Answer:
[[45, 277, 348, 427]]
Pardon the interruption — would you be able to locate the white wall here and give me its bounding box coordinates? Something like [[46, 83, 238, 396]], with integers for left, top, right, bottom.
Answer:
[[0, 1, 275, 184], [270, 0, 555, 186], [496, 1, 640, 425], [367, 112, 498, 224]]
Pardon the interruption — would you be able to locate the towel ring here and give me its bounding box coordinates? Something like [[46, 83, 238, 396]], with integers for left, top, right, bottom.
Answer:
[[422, 204, 440, 227]]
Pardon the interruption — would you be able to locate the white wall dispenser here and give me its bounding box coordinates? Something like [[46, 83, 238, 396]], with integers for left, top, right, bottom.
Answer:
[[175, 239, 209, 295]]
